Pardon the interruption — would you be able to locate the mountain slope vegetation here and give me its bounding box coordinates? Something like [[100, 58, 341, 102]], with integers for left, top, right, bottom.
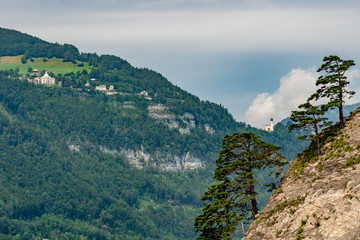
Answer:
[[0, 27, 308, 239]]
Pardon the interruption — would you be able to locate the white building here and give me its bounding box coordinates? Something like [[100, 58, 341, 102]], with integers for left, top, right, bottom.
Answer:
[[95, 85, 107, 91], [29, 71, 56, 85], [139, 90, 148, 96], [40, 71, 55, 85], [95, 84, 119, 95], [265, 118, 274, 132], [139, 90, 152, 100]]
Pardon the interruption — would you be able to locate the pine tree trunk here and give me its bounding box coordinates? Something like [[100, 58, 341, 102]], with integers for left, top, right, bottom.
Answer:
[[250, 194, 258, 218], [339, 77, 344, 125], [316, 136, 321, 156], [224, 195, 231, 240], [339, 106, 344, 125], [314, 124, 321, 156], [249, 177, 258, 218]]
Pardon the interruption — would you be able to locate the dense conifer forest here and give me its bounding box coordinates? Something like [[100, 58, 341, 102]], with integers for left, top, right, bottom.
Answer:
[[0, 27, 309, 239]]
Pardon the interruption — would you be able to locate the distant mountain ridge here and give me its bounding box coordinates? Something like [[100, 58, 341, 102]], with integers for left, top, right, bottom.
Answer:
[[0, 27, 308, 239]]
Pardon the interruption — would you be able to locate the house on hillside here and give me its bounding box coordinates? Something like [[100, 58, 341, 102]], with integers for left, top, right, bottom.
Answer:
[[32, 69, 39, 76], [139, 90, 152, 100], [139, 90, 148, 96], [94, 85, 118, 95], [95, 85, 107, 91]]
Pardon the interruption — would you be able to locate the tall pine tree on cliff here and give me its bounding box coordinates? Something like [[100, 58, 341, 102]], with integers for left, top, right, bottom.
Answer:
[[308, 55, 355, 125], [194, 132, 287, 239], [288, 102, 332, 156]]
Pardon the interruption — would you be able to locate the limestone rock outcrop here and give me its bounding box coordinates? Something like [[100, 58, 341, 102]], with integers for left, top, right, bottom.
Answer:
[[243, 108, 360, 240]]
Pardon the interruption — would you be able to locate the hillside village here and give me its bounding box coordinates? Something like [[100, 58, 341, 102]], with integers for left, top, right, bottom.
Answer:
[[21, 69, 218, 138], [26, 69, 152, 98], [26, 70, 275, 133]]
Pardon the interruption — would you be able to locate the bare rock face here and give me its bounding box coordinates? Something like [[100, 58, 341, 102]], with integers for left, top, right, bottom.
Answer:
[[243, 108, 360, 240], [147, 103, 215, 134], [100, 145, 203, 171]]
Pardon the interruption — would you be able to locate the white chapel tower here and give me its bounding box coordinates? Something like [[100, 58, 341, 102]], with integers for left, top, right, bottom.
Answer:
[[264, 118, 274, 132]]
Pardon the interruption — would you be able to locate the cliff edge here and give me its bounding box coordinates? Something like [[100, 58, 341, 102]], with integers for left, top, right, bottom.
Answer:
[[243, 107, 360, 240]]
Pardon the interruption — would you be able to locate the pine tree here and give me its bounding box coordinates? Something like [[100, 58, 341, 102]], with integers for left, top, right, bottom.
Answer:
[[288, 102, 332, 156], [308, 55, 355, 125], [195, 132, 287, 239], [194, 181, 244, 240]]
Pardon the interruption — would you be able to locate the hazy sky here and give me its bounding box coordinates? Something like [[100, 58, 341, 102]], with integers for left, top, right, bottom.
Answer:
[[1, 0, 360, 128]]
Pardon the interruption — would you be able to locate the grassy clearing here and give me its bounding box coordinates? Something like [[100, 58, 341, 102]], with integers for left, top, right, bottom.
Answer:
[[0, 55, 93, 75]]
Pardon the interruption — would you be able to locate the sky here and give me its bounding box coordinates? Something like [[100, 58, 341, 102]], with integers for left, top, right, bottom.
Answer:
[[1, 0, 360, 128]]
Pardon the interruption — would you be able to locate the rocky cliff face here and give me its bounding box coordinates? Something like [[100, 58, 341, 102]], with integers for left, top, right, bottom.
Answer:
[[147, 103, 215, 134], [68, 144, 204, 172], [243, 108, 360, 240]]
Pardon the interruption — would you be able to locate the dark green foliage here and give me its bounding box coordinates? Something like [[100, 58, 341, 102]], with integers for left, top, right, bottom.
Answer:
[[0, 27, 310, 239], [194, 181, 244, 240], [0, 72, 211, 239], [0, 28, 81, 63], [0, 28, 46, 57], [21, 55, 27, 64], [289, 102, 332, 156], [0, 70, 307, 239], [195, 132, 287, 239], [308, 55, 356, 125], [215, 133, 287, 217]]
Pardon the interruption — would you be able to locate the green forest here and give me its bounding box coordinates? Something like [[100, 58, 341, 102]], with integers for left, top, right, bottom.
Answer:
[[0, 27, 310, 239]]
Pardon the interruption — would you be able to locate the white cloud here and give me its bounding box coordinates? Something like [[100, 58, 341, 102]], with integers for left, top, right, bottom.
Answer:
[[346, 69, 360, 105], [245, 67, 360, 128], [245, 67, 319, 128]]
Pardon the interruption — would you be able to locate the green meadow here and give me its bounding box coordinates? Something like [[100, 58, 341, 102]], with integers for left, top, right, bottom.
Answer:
[[0, 55, 93, 75]]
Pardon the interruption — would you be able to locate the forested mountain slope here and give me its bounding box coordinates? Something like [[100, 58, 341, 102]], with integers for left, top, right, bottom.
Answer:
[[0, 27, 308, 239]]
